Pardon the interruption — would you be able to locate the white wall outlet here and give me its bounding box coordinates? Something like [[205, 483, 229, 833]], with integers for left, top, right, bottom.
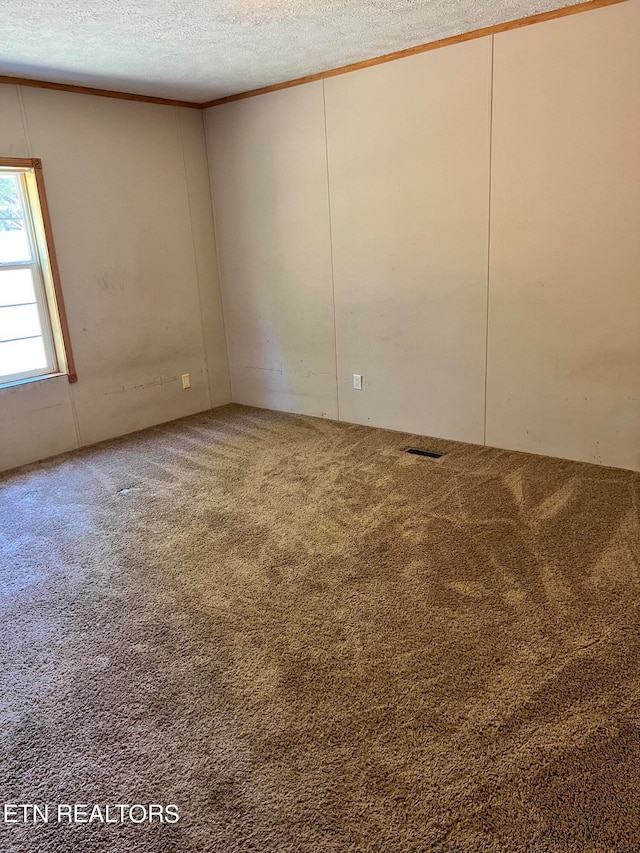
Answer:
[[353, 374, 362, 391], [181, 373, 191, 390]]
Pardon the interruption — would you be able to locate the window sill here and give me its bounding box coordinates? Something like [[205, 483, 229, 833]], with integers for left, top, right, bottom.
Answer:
[[0, 371, 76, 391]]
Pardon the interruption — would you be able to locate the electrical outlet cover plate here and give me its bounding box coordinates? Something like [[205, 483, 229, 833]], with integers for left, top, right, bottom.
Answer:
[[182, 373, 191, 389], [353, 374, 362, 390]]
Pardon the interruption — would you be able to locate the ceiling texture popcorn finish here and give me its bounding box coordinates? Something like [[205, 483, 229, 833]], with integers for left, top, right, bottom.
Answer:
[[0, 0, 602, 102]]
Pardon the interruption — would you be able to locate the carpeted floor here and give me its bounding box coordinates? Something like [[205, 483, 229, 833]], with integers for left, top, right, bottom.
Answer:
[[0, 404, 639, 852]]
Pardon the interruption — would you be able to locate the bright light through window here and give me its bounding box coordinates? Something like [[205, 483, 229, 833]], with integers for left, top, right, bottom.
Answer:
[[0, 160, 75, 387]]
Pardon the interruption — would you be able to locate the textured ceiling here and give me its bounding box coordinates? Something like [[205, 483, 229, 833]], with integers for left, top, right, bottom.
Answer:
[[1, 0, 586, 102]]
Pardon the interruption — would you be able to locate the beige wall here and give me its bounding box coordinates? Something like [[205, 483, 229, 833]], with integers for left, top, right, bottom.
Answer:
[[3, 1, 637, 473], [487, 0, 640, 471], [206, 0, 640, 471], [0, 85, 230, 471], [206, 84, 337, 419], [325, 39, 491, 443]]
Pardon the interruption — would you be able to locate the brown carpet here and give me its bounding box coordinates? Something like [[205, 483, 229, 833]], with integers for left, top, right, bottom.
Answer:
[[0, 404, 639, 852]]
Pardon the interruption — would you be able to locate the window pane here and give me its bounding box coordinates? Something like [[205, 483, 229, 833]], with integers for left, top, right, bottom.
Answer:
[[0, 304, 44, 343], [0, 336, 48, 378], [0, 268, 37, 307], [0, 175, 32, 264]]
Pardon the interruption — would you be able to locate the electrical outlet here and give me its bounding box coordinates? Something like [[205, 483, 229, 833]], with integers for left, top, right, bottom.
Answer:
[[181, 373, 191, 390], [353, 374, 362, 391]]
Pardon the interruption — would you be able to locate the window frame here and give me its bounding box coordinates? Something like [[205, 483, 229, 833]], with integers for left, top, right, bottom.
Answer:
[[0, 157, 76, 387]]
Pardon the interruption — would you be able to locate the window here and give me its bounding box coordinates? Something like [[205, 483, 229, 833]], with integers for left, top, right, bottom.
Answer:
[[0, 158, 75, 387]]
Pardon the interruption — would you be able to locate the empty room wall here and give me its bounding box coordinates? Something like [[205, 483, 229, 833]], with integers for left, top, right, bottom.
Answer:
[[0, 85, 230, 471], [487, 0, 640, 470], [324, 39, 491, 444], [206, 0, 640, 471], [205, 39, 491, 441], [205, 83, 337, 419]]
